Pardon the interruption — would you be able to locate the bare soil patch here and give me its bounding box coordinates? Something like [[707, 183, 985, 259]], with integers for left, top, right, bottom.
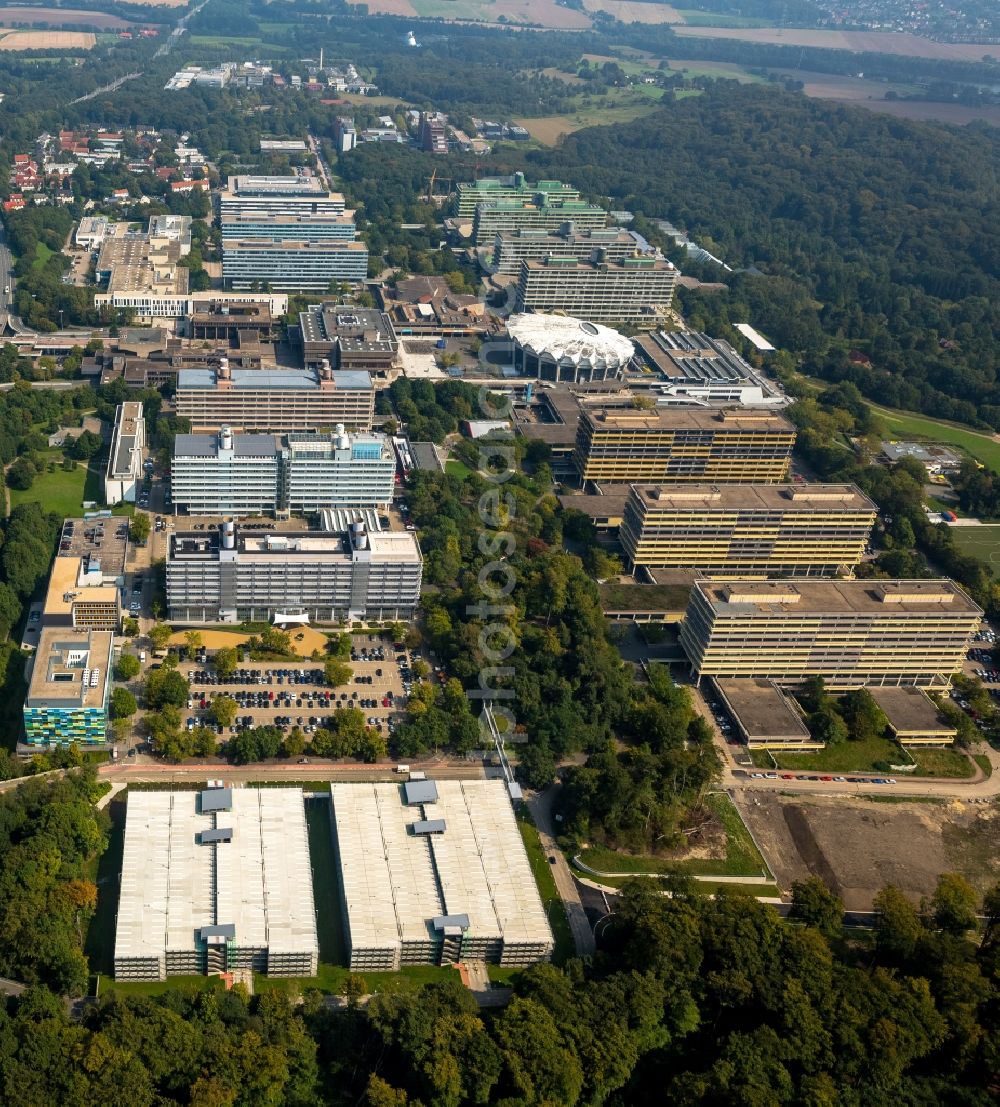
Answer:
[[673, 25, 1000, 62], [0, 6, 133, 27], [0, 29, 94, 48], [347, 0, 417, 14], [736, 792, 1000, 911], [582, 0, 683, 25]]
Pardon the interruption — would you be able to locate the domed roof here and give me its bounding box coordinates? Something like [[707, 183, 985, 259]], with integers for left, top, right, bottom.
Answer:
[[506, 313, 634, 369]]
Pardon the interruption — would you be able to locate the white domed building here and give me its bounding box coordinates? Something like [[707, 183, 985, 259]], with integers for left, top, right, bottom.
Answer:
[[506, 313, 634, 384]]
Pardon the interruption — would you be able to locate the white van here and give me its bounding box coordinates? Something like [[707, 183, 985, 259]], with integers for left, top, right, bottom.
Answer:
[[394, 764, 410, 774]]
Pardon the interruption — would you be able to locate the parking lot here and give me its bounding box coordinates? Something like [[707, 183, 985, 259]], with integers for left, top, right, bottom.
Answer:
[[177, 636, 417, 741]]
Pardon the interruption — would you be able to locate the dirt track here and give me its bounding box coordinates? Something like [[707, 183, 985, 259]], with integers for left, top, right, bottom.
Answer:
[[736, 791, 1000, 911]]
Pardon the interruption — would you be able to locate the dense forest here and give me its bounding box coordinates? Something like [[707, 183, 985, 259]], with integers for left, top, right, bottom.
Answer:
[[523, 85, 1000, 426], [2, 876, 999, 1103]]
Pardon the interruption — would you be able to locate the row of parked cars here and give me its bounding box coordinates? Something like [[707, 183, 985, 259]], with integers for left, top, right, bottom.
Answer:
[[189, 667, 327, 687], [746, 771, 898, 784]]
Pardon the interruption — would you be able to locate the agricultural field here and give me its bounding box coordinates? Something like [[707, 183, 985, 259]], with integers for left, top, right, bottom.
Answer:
[[351, 0, 592, 27], [0, 29, 94, 49], [0, 6, 133, 28], [581, 0, 682, 25], [738, 792, 1000, 911], [667, 58, 765, 82], [514, 85, 666, 144], [671, 25, 1000, 62]]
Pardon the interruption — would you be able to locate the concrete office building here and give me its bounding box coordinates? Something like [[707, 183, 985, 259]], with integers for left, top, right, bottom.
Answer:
[[172, 428, 279, 516], [175, 363, 374, 432], [223, 239, 369, 291], [104, 401, 145, 505], [331, 779, 553, 970], [620, 483, 876, 576], [456, 173, 582, 219], [714, 678, 816, 750], [631, 330, 787, 407], [43, 553, 122, 632], [472, 199, 608, 246], [515, 255, 678, 325], [166, 516, 422, 623], [299, 304, 398, 375], [172, 426, 395, 515], [491, 225, 654, 276], [680, 579, 982, 690], [574, 407, 796, 485], [221, 213, 360, 243], [114, 785, 319, 981], [23, 628, 112, 745], [218, 175, 346, 220], [507, 313, 634, 383]]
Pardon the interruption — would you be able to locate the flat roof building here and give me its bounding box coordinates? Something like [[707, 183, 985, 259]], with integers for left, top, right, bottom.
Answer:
[[218, 175, 346, 220], [574, 406, 796, 485], [220, 212, 360, 243], [331, 779, 553, 970], [631, 331, 787, 407], [456, 173, 582, 218], [299, 304, 398, 375], [681, 579, 982, 690], [868, 686, 959, 746], [515, 255, 677, 325], [23, 628, 112, 745], [114, 786, 319, 981], [171, 425, 395, 515], [105, 401, 145, 505], [714, 678, 817, 749], [175, 363, 374, 432], [472, 199, 607, 246], [166, 517, 421, 624], [620, 483, 876, 576], [222, 239, 368, 291], [490, 224, 650, 275]]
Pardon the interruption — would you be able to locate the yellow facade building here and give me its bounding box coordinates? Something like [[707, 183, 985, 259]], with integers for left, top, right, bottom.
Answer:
[[620, 483, 876, 576], [573, 407, 795, 485]]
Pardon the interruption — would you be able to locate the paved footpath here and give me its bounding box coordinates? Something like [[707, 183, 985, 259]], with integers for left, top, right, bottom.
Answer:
[[528, 784, 596, 957]]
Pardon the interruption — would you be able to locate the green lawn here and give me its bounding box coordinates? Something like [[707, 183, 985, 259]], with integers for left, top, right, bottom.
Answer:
[[749, 736, 974, 778], [8, 457, 88, 517], [515, 808, 574, 964], [974, 753, 993, 777], [675, 10, 775, 26], [444, 458, 474, 480], [31, 241, 54, 271], [578, 793, 771, 879], [870, 403, 1000, 474], [951, 525, 1000, 564]]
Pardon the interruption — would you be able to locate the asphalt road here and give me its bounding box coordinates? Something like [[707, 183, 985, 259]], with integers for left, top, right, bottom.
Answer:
[[528, 785, 596, 957]]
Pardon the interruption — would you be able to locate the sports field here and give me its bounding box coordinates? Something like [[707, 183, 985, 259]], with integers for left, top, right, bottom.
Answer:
[[870, 403, 1000, 474], [951, 525, 1000, 566]]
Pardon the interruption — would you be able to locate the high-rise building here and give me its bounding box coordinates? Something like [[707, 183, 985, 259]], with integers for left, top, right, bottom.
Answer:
[[222, 238, 369, 291], [472, 199, 607, 245], [220, 213, 360, 242], [514, 255, 677, 324], [620, 483, 876, 576], [418, 111, 448, 154], [23, 628, 112, 745], [218, 175, 346, 220], [574, 407, 796, 485], [166, 516, 422, 623], [456, 173, 582, 219], [491, 225, 653, 275], [175, 363, 374, 432], [171, 426, 396, 515], [680, 579, 982, 689]]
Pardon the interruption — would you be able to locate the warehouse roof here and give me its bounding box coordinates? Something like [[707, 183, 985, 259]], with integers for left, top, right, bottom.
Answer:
[[115, 788, 318, 965], [331, 780, 552, 956]]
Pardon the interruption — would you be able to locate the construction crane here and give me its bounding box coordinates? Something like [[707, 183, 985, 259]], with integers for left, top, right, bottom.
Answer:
[[424, 171, 453, 205]]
